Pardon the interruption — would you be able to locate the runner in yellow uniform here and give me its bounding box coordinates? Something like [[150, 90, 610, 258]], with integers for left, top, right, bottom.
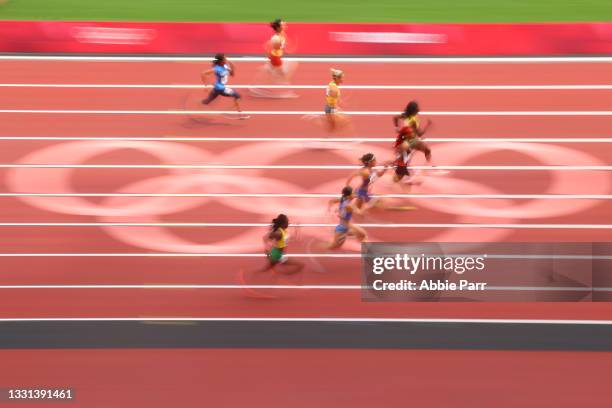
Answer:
[[324, 68, 349, 131]]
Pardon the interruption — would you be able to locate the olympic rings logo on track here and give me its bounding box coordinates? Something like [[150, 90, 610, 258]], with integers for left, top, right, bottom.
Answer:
[[5, 140, 611, 253]]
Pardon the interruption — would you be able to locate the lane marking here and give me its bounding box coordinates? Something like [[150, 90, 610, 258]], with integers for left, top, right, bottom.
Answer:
[[0, 253, 608, 259], [0, 164, 611, 170], [0, 253, 354, 257], [2, 109, 612, 116], [1, 222, 612, 228], [0, 193, 610, 199], [0, 137, 612, 143], [2, 83, 612, 90], [1, 55, 612, 63], [0, 285, 606, 292], [3, 284, 358, 290], [0, 317, 609, 324]]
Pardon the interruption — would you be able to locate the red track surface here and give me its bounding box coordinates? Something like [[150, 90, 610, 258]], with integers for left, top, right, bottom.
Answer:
[[1, 57, 612, 408], [2, 349, 611, 407], [0, 59, 611, 319]]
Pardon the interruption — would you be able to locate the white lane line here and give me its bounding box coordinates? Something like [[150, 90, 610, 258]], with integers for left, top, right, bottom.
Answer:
[[1, 136, 612, 143], [0, 285, 606, 291], [0, 317, 610, 324], [2, 55, 612, 63], [1, 193, 610, 199], [1, 223, 612, 229], [3, 83, 612, 90], [0, 253, 352, 257], [2, 109, 612, 116], [2, 253, 609, 258], [0, 164, 611, 170], [0, 284, 358, 290]]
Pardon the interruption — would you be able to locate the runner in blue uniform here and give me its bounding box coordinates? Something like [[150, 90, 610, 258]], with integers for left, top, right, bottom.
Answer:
[[345, 153, 388, 210], [328, 186, 366, 249], [201, 53, 249, 119]]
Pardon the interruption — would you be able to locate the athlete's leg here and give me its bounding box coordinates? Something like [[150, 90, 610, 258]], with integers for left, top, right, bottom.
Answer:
[[202, 89, 220, 105], [349, 224, 367, 242], [277, 258, 304, 275], [326, 113, 337, 131], [221, 88, 243, 112], [412, 139, 432, 163], [328, 232, 348, 249], [237, 257, 278, 298]]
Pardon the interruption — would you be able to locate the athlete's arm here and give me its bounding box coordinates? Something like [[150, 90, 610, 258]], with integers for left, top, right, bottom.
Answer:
[[393, 114, 404, 130], [345, 169, 361, 187], [270, 35, 282, 52], [268, 230, 281, 241], [397, 140, 410, 153], [327, 198, 340, 212], [376, 166, 389, 178], [328, 83, 339, 99], [263, 230, 280, 250], [347, 204, 364, 216], [261, 232, 273, 252], [227, 60, 236, 76], [201, 69, 213, 86], [415, 118, 432, 137]]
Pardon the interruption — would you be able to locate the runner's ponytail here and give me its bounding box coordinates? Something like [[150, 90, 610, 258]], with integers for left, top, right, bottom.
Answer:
[[270, 19, 283, 32], [272, 214, 289, 231]]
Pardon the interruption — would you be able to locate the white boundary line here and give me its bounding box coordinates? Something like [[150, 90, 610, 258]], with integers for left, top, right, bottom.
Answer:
[[0, 253, 352, 257], [1, 252, 610, 259], [1, 136, 612, 143], [0, 284, 606, 292], [1, 193, 610, 199], [2, 55, 612, 63], [0, 317, 609, 324], [3, 284, 358, 290], [0, 253, 608, 259], [3, 83, 612, 90], [2, 109, 612, 116], [2, 222, 612, 229], [1, 164, 611, 170]]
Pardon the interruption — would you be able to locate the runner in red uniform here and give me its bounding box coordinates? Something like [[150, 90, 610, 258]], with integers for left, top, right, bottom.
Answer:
[[250, 18, 298, 98], [392, 101, 432, 182]]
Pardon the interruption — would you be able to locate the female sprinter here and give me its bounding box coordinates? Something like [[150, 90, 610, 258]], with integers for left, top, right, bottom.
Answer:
[[393, 100, 432, 174], [250, 19, 297, 98], [268, 19, 286, 70], [324, 68, 350, 132], [239, 214, 304, 297], [328, 186, 367, 249], [201, 53, 249, 119], [264, 214, 303, 271], [345, 153, 388, 210]]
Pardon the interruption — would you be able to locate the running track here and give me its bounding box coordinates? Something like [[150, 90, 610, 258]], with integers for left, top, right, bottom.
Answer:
[[0, 57, 610, 318], [0, 56, 611, 407]]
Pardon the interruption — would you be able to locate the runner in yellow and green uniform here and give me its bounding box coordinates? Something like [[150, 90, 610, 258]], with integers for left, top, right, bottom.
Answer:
[[238, 214, 304, 297], [268, 216, 290, 264], [245, 214, 304, 277]]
